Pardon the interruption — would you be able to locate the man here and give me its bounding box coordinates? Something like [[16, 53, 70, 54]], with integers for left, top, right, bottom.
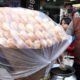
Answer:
[[66, 16, 80, 80]]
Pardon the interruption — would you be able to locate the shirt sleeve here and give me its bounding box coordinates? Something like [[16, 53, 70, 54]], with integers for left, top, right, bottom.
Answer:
[[66, 21, 74, 35]]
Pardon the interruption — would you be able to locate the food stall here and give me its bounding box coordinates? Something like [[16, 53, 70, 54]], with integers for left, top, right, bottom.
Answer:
[[0, 7, 72, 80]]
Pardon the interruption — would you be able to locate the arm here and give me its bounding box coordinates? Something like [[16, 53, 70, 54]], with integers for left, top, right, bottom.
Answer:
[[66, 21, 74, 35], [66, 21, 75, 51]]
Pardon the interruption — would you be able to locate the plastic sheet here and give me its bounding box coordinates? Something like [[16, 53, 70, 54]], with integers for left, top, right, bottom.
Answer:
[[0, 7, 72, 79]]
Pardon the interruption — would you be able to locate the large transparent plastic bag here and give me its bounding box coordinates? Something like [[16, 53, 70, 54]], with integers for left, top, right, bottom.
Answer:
[[0, 7, 72, 79]]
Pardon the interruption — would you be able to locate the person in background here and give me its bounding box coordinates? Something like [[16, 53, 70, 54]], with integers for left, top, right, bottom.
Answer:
[[60, 17, 71, 31], [63, 3, 73, 18], [57, 17, 71, 64], [60, 17, 75, 54], [66, 11, 80, 80]]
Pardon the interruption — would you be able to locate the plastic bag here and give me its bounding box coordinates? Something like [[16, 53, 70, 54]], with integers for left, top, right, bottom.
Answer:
[[0, 7, 72, 79]]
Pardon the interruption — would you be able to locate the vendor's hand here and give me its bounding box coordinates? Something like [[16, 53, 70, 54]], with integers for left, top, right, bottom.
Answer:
[[56, 54, 64, 64]]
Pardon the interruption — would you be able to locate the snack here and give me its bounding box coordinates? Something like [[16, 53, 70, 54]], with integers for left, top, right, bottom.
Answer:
[[0, 7, 67, 49]]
